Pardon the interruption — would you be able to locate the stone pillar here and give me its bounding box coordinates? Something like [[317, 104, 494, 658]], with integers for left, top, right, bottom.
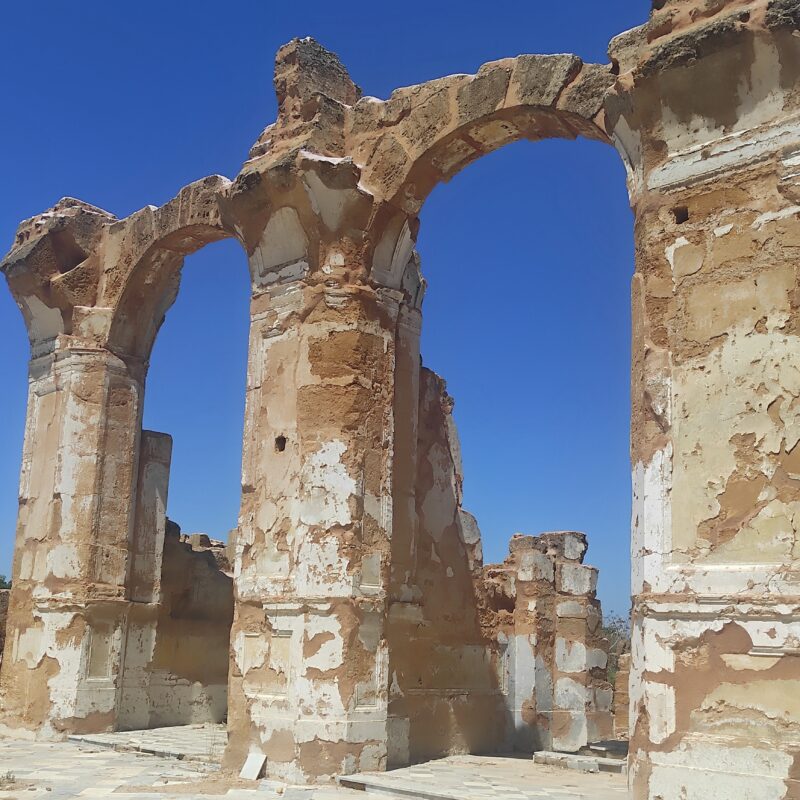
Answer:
[[129, 431, 172, 605], [118, 430, 172, 730], [0, 344, 143, 737], [385, 286, 424, 768], [497, 532, 613, 754], [224, 160, 399, 782], [550, 534, 613, 751], [607, 7, 800, 797]]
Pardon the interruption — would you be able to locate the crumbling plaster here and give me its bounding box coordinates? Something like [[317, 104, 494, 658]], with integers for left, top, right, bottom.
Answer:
[[1, 2, 799, 797]]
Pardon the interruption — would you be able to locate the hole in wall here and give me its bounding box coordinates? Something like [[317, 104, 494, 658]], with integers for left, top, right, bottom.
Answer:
[[275, 435, 287, 452], [50, 230, 88, 274], [673, 205, 689, 224]]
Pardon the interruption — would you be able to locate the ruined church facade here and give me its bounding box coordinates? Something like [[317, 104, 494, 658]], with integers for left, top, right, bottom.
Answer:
[[1, 2, 799, 798]]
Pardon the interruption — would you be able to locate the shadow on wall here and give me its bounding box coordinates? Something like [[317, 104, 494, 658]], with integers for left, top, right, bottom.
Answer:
[[387, 367, 614, 765], [120, 516, 234, 731]]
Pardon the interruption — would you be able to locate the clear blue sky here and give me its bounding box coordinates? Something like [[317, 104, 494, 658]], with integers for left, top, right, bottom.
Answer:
[[0, 1, 648, 616]]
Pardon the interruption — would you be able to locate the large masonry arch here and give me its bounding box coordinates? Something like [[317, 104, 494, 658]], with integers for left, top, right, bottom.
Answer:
[[2, 4, 800, 798]]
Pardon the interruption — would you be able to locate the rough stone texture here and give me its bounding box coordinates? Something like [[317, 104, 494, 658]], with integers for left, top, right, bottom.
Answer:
[[385, 368, 502, 767], [607, 3, 800, 798], [480, 533, 614, 754], [119, 521, 234, 730], [0, 590, 8, 664], [2, 6, 799, 796], [613, 654, 630, 740]]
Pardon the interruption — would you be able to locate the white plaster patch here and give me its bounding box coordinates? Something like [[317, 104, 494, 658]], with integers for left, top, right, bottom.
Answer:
[[303, 616, 344, 674], [294, 534, 352, 596], [559, 563, 597, 596], [517, 551, 554, 583], [555, 639, 587, 673], [556, 601, 585, 618], [20, 294, 63, 347], [644, 681, 676, 745], [554, 677, 589, 711], [252, 206, 308, 287], [302, 171, 358, 232], [752, 205, 800, 229], [299, 440, 357, 527], [648, 740, 793, 800], [714, 223, 734, 237]]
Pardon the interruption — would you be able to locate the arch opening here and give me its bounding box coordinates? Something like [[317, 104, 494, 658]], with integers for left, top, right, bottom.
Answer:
[[384, 131, 633, 762], [117, 238, 250, 734]]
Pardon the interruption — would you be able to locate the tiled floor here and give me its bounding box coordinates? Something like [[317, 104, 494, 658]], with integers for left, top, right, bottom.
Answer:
[[341, 754, 628, 800], [68, 723, 228, 763], [0, 735, 629, 799]]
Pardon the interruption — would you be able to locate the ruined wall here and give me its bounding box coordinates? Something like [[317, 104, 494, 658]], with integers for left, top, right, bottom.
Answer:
[[606, 2, 800, 797], [119, 430, 233, 730], [0, 33, 614, 775], [614, 653, 630, 740], [480, 532, 614, 754], [120, 525, 233, 730], [4, 6, 800, 793], [0, 590, 9, 665], [386, 368, 502, 766]]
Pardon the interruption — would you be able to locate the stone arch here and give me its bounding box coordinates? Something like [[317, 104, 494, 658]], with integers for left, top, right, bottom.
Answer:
[[104, 175, 237, 362], [351, 55, 615, 218], [351, 52, 626, 769]]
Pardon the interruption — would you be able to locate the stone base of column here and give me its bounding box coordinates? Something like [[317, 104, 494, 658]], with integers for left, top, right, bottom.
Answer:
[[630, 597, 800, 799], [0, 594, 130, 738], [224, 597, 388, 784]]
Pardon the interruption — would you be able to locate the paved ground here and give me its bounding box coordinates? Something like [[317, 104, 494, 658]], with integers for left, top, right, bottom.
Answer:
[[69, 723, 228, 764], [0, 736, 628, 799], [341, 754, 628, 800]]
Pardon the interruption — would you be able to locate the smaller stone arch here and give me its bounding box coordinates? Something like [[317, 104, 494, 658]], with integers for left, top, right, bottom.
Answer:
[[349, 55, 615, 216], [104, 175, 236, 362]]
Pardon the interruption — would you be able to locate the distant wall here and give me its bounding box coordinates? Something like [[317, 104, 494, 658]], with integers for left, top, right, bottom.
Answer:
[[118, 430, 233, 730], [480, 532, 614, 752]]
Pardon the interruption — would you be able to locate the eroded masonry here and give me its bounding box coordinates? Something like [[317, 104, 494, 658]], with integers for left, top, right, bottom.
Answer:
[[1, 1, 799, 798]]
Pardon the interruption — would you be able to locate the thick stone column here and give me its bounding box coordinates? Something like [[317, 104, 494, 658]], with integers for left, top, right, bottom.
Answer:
[[0, 344, 144, 737], [224, 159, 400, 782], [607, 8, 800, 798]]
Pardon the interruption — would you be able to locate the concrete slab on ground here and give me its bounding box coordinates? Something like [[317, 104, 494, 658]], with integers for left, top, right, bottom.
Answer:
[[535, 750, 628, 774], [340, 754, 628, 799], [68, 722, 228, 763], [0, 738, 629, 800]]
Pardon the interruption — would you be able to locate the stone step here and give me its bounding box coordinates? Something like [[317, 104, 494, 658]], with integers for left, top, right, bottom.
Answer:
[[533, 751, 628, 775]]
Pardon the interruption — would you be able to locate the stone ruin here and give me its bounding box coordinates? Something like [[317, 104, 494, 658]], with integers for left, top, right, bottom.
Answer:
[[1, 1, 799, 797]]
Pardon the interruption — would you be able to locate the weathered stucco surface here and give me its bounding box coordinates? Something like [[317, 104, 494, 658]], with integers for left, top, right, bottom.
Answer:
[[607, 2, 800, 798], [480, 532, 614, 754], [1, 2, 799, 796]]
